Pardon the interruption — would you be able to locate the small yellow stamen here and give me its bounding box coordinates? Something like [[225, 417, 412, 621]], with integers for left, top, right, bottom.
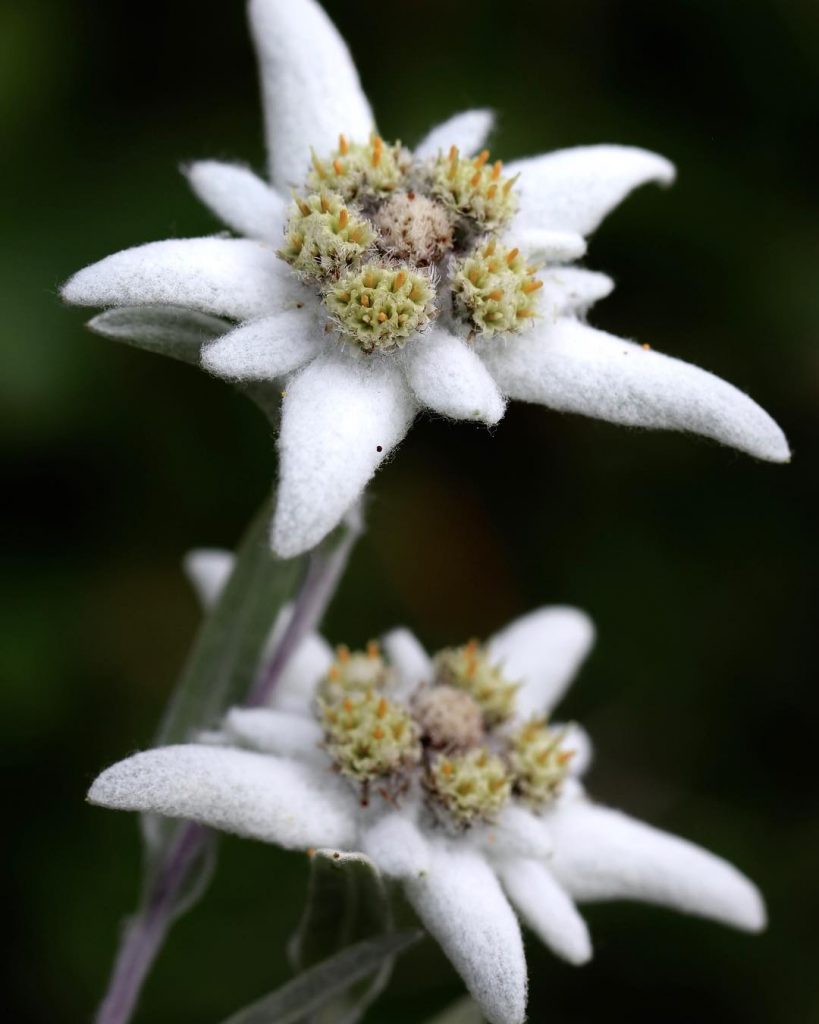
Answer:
[[523, 279, 544, 294], [506, 248, 520, 265], [338, 208, 349, 229], [491, 160, 503, 181], [474, 149, 490, 169], [371, 134, 384, 168], [333, 159, 344, 175], [339, 134, 350, 155]]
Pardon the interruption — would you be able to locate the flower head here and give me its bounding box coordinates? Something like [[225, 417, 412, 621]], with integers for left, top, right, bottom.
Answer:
[[88, 551, 767, 1024], [62, 0, 789, 558]]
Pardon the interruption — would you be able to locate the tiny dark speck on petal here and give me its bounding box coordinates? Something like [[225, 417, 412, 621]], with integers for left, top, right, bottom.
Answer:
[[376, 445, 383, 452]]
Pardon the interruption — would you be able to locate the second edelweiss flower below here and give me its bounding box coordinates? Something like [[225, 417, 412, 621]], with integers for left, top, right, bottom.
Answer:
[[61, 0, 791, 558], [88, 551, 767, 1024]]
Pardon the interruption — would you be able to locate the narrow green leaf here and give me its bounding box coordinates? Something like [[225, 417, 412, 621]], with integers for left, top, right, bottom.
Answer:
[[142, 496, 305, 861], [424, 997, 485, 1024], [288, 850, 394, 1024], [87, 305, 230, 366], [219, 932, 422, 1024]]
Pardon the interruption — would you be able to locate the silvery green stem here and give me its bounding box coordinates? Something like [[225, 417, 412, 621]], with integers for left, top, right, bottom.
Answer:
[[93, 511, 362, 1024]]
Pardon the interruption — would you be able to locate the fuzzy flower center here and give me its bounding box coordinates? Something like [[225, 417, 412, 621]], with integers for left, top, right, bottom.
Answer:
[[276, 133, 543, 354], [313, 637, 574, 828]]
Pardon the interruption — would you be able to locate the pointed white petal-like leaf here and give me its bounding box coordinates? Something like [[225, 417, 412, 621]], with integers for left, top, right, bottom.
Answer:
[[249, 0, 375, 191], [183, 549, 235, 609], [488, 606, 595, 718], [404, 845, 527, 1024], [509, 145, 675, 235], [548, 799, 766, 932], [62, 237, 296, 321], [89, 745, 356, 849], [381, 628, 432, 700], [473, 804, 553, 862], [402, 328, 506, 425], [224, 708, 324, 760], [361, 811, 431, 879], [264, 604, 335, 715], [481, 318, 790, 462], [516, 227, 587, 263], [539, 268, 614, 317], [202, 308, 322, 382], [272, 353, 416, 557], [184, 161, 286, 243], [498, 858, 592, 965], [414, 110, 495, 161]]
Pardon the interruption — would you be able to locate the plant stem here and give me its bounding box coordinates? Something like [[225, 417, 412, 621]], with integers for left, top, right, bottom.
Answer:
[[247, 510, 362, 707], [93, 512, 362, 1024], [95, 824, 209, 1024]]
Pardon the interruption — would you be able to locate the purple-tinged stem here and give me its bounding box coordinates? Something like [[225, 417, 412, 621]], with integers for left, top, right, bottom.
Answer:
[[93, 513, 362, 1024]]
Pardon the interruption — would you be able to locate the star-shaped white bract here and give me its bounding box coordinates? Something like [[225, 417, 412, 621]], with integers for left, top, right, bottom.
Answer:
[[88, 551, 766, 1024], [62, 0, 790, 559]]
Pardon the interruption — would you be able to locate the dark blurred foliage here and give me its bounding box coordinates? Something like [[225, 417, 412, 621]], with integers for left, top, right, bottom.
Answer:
[[1, 0, 817, 1021]]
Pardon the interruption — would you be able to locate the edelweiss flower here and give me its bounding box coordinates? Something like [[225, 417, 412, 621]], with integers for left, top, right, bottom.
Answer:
[[88, 551, 765, 1024], [62, 0, 789, 558]]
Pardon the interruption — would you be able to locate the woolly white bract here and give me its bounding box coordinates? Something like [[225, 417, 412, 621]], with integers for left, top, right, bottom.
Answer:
[[62, 0, 790, 558], [88, 552, 766, 1024]]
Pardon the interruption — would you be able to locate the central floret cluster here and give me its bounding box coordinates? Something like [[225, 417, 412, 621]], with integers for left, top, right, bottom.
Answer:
[[277, 133, 542, 354], [314, 639, 573, 828]]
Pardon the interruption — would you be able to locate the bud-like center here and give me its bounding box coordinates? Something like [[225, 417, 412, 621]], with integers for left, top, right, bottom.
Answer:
[[276, 133, 544, 354]]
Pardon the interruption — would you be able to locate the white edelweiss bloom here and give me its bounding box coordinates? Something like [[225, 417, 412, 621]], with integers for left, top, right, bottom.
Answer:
[[62, 0, 789, 559], [88, 552, 766, 1024]]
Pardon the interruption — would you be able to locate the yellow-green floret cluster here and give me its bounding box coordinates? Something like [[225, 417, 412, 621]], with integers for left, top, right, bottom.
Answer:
[[430, 147, 519, 231], [451, 240, 543, 337], [509, 719, 575, 809], [325, 264, 435, 354], [312, 633, 572, 827], [426, 748, 512, 827], [307, 134, 408, 200], [275, 129, 545, 354], [319, 691, 420, 784], [277, 192, 374, 280], [433, 641, 519, 726], [317, 641, 392, 704]]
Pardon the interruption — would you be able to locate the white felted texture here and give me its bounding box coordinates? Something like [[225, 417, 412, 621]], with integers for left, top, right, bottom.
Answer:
[[62, 237, 295, 322], [414, 109, 495, 161], [224, 708, 324, 760], [498, 858, 592, 966], [185, 161, 286, 243], [264, 605, 334, 715], [272, 353, 416, 557], [202, 309, 322, 382], [381, 627, 433, 700], [402, 328, 506, 425], [475, 804, 553, 862], [488, 606, 595, 718], [547, 799, 767, 932], [508, 145, 675, 236], [539, 268, 614, 317], [88, 745, 356, 849], [404, 844, 527, 1024], [361, 811, 431, 879], [553, 721, 593, 777], [249, 0, 375, 191], [480, 318, 790, 462], [516, 227, 587, 263], [183, 549, 234, 609]]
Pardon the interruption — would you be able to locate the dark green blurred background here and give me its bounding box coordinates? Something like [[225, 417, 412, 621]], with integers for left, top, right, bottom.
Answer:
[[3, 0, 817, 1021]]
